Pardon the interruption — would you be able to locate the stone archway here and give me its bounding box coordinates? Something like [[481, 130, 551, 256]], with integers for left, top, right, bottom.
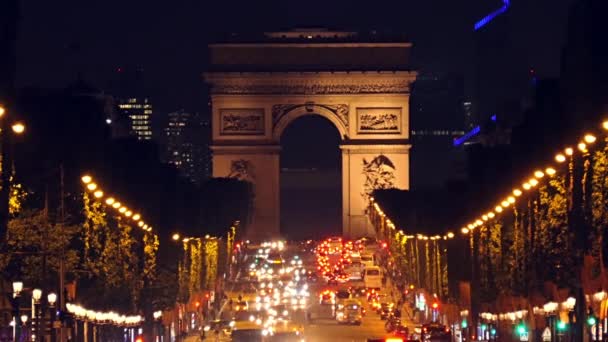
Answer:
[[272, 103, 349, 141], [204, 30, 417, 240]]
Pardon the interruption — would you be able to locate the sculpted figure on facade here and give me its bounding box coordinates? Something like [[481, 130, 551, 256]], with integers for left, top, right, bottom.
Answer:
[[361, 155, 397, 202], [228, 159, 255, 182]]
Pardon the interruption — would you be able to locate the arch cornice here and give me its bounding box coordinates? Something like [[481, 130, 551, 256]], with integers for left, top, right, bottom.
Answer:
[[272, 103, 348, 141]]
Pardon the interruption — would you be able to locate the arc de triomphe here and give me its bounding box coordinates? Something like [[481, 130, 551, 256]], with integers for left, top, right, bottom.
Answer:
[[204, 29, 417, 239]]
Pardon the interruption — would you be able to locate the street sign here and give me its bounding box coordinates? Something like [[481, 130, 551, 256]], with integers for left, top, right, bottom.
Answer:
[[520, 332, 529, 341], [542, 327, 551, 341]]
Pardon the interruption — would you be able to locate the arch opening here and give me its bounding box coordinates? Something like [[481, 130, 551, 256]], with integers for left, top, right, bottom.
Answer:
[[279, 114, 342, 240]]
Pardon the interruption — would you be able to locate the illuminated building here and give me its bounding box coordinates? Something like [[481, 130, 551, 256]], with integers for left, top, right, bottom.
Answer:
[[117, 97, 153, 140], [165, 110, 211, 184]]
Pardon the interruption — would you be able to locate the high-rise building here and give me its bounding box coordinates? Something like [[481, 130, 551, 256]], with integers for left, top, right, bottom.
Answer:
[[165, 110, 211, 184], [410, 73, 467, 189], [117, 97, 153, 140]]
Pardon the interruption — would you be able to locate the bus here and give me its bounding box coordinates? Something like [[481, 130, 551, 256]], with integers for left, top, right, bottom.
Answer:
[[363, 266, 382, 289]]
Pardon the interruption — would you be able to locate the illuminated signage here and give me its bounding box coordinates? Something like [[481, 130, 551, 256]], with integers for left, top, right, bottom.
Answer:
[[453, 126, 481, 146], [474, 0, 510, 30]]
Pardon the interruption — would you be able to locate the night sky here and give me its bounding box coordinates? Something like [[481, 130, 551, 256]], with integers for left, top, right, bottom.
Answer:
[[15, 0, 577, 237], [18, 0, 574, 114]]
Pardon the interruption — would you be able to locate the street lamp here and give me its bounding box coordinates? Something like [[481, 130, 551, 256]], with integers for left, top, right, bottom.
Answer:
[[172, 233, 180, 241], [11, 282, 23, 341], [47, 293, 57, 306], [48, 292, 58, 342], [12, 281, 23, 297], [11, 122, 25, 134], [32, 288, 42, 341], [32, 288, 41, 302], [20, 314, 28, 341]]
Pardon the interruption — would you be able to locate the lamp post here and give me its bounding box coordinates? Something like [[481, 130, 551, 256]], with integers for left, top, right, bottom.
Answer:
[[20, 314, 28, 341], [543, 302, 558, 342], [32, 288, 42, 342], [12, 281, 23, 341], [562, 297, 576, 342], [592, 291, 605, 341], [47, 292, 57, 342]]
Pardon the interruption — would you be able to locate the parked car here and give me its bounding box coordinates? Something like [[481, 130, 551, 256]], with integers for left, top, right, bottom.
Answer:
[[421, 322, 451, 341]]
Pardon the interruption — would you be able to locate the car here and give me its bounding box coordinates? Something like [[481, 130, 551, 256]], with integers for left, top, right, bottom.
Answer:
[[203, 319, 233, 336], [230, 321, 264, 342], [350, 286, 367, 298], [327, 276, 339, 286], [235, 300, 249, 311], [378, 302, 394, 320], [319, 290, 335, 305], [421, 322, 451, 341], [336, 299, 363, 325]]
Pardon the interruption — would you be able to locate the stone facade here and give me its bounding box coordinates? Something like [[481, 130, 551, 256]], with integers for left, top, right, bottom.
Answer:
[[205, 32, 416, 239]]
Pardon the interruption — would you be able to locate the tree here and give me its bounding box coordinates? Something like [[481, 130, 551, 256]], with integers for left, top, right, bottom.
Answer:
[[3, 209, 79, 286]]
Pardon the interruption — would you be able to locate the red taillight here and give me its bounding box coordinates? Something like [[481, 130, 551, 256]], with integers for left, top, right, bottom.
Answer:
[[135, 337, 143, 342]]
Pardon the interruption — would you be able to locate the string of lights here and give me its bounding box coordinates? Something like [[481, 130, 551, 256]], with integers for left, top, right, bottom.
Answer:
[[65, 303, 162, 326], [369, 119, 608, 243], [458, 121, 607, 236], [81, 174, 156, 236], [370, 199, 455, 241]]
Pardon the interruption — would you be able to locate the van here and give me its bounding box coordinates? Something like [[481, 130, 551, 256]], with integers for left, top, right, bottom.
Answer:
[[360, 253, 375, 267], [363, 266, 382, 289]]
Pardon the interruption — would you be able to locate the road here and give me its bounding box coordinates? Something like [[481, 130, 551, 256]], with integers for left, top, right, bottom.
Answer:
[[195, 240, 414, 342]]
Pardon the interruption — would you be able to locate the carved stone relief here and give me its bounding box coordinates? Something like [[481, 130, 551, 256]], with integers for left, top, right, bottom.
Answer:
[[220, 109, 265, 135], [357, 108, 401, 134], [361, 155, 396, 202], [212, 82, 410, 95]]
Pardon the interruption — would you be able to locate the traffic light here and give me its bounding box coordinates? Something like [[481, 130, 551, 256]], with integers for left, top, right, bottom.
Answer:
[[481, 323, 487, 330], [461, 320, 468, 329], [587, 307, 597, 326], [432, 302, 439, 309], [557, 320, 567, 331], [491, 328, 497, 336], [516, 322, 527, 336]]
